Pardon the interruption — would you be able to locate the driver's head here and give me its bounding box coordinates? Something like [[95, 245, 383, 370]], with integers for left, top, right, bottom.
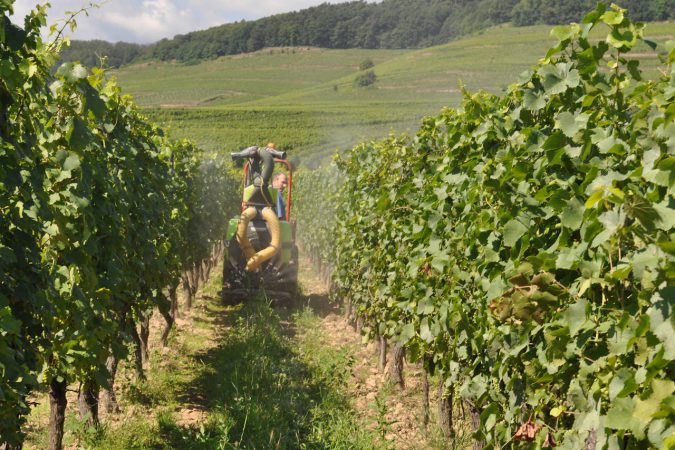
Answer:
[[266, 142, 276, 149], [273, 173, 287, 190]]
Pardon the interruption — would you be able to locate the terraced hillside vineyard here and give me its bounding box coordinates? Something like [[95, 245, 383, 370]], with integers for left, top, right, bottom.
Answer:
[[0, 2, 238, 448], [294, 4, 674, 448]]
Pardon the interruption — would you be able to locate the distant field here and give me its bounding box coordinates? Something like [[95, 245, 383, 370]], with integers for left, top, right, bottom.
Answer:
[[144, 108, 415, 166], [114, 22, 675, 166], [118, 47, 409, 107]]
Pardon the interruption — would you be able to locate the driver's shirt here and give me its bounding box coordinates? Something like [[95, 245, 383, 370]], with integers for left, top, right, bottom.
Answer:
[[276, 191, 285, 219]]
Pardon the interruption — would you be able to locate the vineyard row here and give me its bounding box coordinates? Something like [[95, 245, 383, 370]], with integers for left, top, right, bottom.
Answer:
[[1, 3, 240, 448], [294, 5, 674, 449]]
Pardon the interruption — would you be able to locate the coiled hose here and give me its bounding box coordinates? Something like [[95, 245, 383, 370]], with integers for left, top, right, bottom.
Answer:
[[235, 206, 281, 272]]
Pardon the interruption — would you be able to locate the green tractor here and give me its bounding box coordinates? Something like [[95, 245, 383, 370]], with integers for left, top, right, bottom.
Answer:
[[222, 145, 299, 304]]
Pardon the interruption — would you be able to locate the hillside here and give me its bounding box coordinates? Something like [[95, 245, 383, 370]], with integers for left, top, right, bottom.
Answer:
[[113, 21, 675, 167], [62, 0, 675, 67]]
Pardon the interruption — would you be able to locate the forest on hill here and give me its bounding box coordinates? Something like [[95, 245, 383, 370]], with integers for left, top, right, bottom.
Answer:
[[61, 0, 674, 67], [58, 40, 147, 69]]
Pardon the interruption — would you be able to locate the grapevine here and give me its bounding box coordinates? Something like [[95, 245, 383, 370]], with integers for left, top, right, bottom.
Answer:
[[294, 4, 674, 448], [0, 2, 238, 447]]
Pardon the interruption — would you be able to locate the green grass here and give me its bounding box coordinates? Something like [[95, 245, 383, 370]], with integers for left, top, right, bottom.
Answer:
[[114, 21, 675, 166], [117, 48, 408, 108]]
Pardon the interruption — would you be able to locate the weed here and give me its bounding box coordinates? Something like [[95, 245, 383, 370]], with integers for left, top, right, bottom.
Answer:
[[373, 389, 390, 438], [69, 417, 107, 449]]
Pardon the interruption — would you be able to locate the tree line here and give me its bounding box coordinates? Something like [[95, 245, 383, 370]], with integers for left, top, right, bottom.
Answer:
[[60, 0, 674, 67], [58, 39, 146, 69]]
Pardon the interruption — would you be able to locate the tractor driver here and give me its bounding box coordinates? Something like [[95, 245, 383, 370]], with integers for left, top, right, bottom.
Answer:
[[272, 172, 287, 219]]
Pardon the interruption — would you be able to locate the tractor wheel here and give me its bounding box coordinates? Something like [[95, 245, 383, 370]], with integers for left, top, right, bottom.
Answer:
[[222, 238, 247, 305]]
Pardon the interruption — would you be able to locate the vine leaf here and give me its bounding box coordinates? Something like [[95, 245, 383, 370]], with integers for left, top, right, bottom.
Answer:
[[503, 219, 527, 247], [563, 299, 588, 337]]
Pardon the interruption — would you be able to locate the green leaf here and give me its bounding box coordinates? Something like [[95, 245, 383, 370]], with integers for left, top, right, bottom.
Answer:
[[542, 131, 567, 150], [605, 396, 638, 431], [63, 154, 80, 172], [44, 223, 59, 236], [647, 418, 675, 448], [650, 379, 675, 406], [601, 9, 624, 25], [0, 245, 17, 265], [630, 380, 675, 439], [647, 293, 675, 360], [68, 117, 94, 150], [556, 247, 580, 270], [551, 25, 573, 41], [607, 26, 638, 50], [561, 197, 584, 230], [653, 201, 675, 231], [609, 368, 637, 400], [550, 406, 565, 417], [503, 219, 527, 247], [631, 246, 660, 280], [82, 83, 107, 119], [4, 19, 27, 51], [523, 89, 546, 111], [585, 4, 606, 22], [0, 307, 21, 335], [486, 277, 507, 301], [556, 112, 585, 138], [417, 298, 434, 315], [609, 264, 631, 280], [585, 189, 604, 209], [627, 59, 642, 80], [597, 136, 627, 155], [598, 208, 626, 236], [657, 241, 675, 256], [56, 62, 89, 83], [398, 323, 415, 344], [420, 318, 433, 342], [563, 299, 588, 337], [625, 194, 661, 231]]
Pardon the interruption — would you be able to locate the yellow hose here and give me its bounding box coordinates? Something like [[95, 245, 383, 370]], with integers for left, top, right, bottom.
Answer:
[[246, 207, 280, 271], [236, 207, 257, 261]]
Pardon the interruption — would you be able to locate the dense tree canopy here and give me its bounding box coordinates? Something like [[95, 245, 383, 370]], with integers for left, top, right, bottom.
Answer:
[[58, 40, 146, 68]]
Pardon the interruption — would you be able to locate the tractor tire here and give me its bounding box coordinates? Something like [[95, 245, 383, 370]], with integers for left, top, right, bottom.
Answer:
[[276, 245, 299, 301]]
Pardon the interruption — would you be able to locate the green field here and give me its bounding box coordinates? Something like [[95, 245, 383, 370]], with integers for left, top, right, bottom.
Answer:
[[114, 22, 675, 166]]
